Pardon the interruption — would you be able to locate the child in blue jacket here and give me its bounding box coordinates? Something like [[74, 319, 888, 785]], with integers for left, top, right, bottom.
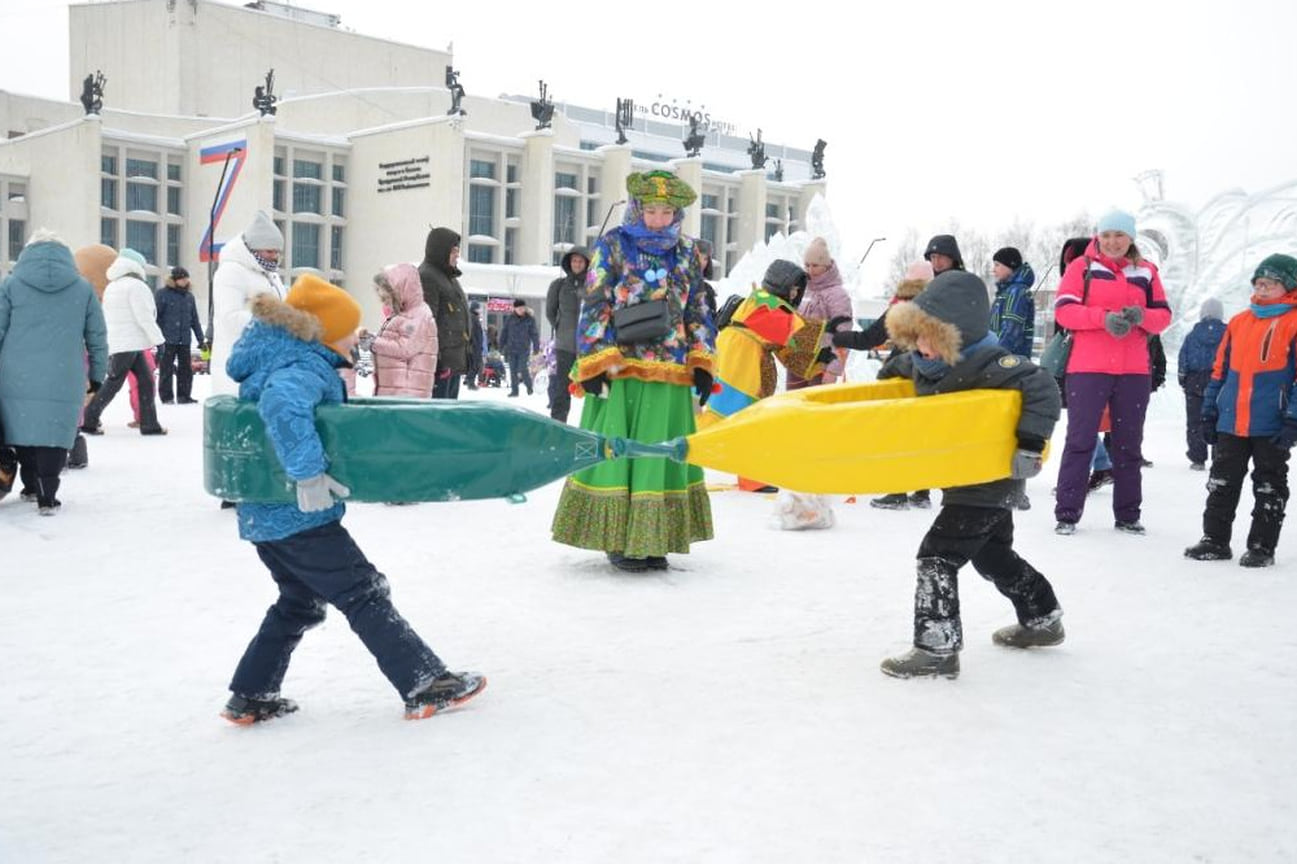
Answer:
[[1177, 298, 1226, 469], [221, 274, 484, 723]]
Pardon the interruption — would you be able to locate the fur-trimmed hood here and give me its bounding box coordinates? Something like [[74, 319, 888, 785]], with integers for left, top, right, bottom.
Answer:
[[894, 278, 929, 301], [248, 292, 325, 344], [885, 270, 991, 365], [375, 262, 423, 314]]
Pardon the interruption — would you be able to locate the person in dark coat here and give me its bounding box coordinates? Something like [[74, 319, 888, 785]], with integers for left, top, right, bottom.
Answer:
[[154, 266, 206, 404], [464, 301, 485, 390], [695, 239, 718, 318], [875, 269, 1064, 680], [417, 227, 471, 399], [545, 246, 589, 421], [989, 247, 1036, 357], [501, 299, 540, 397], [923, 234, 965, 274], [1178, 298, 1227, 468]]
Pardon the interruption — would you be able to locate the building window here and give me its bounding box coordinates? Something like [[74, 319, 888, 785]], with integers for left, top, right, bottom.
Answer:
[[555, 171, 578, 191], [125, 220, 157, 263], [505, 162, 518, 184], [331, 187, 345, 217], [470, 159, 496, 180], [126, 182, 157, 213], [125, 158, 158, 180], [167, 162, 182, 182], [701, 214, 719, 249], [467, 245, 493, 264], [504, 228, 517, 265], [292, 222, 321, 270], [553, 196, 578, 248], [505, 188, 519, 219], [9, 220, 25, 254], [100, 218, 117, 248], [330, 226, 344, 270], [293, 159, 323, 180], [469, 185, 495, 237], [166, 186, 182, 216], [292, 183, 322, 214], [702, 193, 720, 211], [272, 181, 285, 213], [101, 154, 117, 175], [274, 155, 286, 176], [101, 178, 118, 210], [167, 224, 180, 267], [332, 163, 346, 183]]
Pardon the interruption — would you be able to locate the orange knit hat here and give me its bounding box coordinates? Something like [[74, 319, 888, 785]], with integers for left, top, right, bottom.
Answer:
[[285, 274, 361, 358]]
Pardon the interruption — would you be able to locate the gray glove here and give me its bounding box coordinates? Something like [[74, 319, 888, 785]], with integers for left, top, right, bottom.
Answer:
[[1104, 312, 1133, 338], [1011, 449, 1044, 480], [1122, 305, 1145, 326], [296, 473, 351, 512]]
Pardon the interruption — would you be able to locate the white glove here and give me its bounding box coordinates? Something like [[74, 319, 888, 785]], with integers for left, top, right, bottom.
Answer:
[[1010, 449, 1043, 480], [295, 473, 351, 512]]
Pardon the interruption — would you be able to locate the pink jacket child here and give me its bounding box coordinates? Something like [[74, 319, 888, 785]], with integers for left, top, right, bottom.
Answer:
[[370, 263, 438, 397], [790, 238, 853, 387], [1055, 237, 1172, 374]]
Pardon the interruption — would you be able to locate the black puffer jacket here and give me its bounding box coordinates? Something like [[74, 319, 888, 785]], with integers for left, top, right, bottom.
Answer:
[[418, 227, 472, 373]]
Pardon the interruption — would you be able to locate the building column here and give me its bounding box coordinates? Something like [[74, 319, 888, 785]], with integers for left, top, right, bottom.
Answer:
[[670, 156, 703, 238], [519, 129, 555, 266], [797, 180, 827, 231], [736, 168, 768, 257], [596, 144, 631, 238]]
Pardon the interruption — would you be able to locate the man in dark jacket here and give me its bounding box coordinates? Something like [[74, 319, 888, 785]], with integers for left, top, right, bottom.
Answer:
[[545, 246, 589, 421], [154, 266, 206, 404], [501, 299, 540, 397], [875, 269, 1064, 680], [464, 301, 486, 390], [418, 227, 471, 399], [923, 234, 965, 274]]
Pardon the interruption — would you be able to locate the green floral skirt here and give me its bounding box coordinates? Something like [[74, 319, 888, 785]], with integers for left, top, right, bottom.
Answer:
[[551, 378, 713, 557]]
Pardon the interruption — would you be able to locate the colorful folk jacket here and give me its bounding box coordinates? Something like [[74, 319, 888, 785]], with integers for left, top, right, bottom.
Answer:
[[701, 288, 826, 425], [571, 227, 714, 388]]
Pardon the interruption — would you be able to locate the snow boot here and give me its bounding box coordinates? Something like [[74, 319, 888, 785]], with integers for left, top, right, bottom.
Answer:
[[404, 671, 487, 720], [67, 434, 88, 469], [1054, 521, 1077, 535], [221, 694, 299, 725], [992, 617, 1065, 648], [1189, 461, 1206, 471], [1184, 537, 1232, 561], [645, 556, 669, 571], [0, 455, 15, 500], [1239, 547, 1275, 568], [908, 490, 932, 509], [879, 647, 959, 679], [37, 500, 62, 516], [1115, 520, 1146, 535], [607, 552, 650, 573], [870, 493, 909, 510]]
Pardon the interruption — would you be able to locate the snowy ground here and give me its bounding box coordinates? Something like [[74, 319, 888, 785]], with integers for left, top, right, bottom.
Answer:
[[2, 371, 1295, 864]]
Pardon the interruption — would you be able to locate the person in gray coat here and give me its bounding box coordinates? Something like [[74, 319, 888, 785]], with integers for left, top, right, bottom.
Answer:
[[874, 269, 1064, 680], [545, 245, 589, 421], [0, 231, 109, 513]]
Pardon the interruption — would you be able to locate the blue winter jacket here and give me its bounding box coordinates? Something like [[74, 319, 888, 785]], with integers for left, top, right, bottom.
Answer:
[[500, 309, 540, 356], [228, 302, 347, 542], [1177, 318, 1226, 377], [155, 284, 205, 346], [0, 241, 109, 449], [988, 264, 1036, 357]]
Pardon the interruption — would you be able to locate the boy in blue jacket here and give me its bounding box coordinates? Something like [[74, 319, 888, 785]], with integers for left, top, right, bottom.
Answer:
[[221, 275, 484, 723], [1177, 298, 1226, 469]]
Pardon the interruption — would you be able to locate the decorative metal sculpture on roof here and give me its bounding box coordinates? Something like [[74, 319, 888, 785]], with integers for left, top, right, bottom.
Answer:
[[252, 69, 278, 117], [80, 71, 106, 115], [530, 80, 554, 131], [682, 115, 705, 158]]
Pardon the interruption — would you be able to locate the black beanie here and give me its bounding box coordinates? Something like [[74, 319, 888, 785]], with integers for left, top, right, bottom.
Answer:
[[170, 266, 190, 280], [513, 298, 527, 308], [993, 247, 1022, 270]]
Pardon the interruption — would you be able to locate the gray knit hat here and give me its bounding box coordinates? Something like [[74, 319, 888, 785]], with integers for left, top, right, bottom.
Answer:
[[243, 210, 283, 252], [911, 270, 990, 347]]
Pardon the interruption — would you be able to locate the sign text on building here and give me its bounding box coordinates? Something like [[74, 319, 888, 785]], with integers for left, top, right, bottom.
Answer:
[[377, 156, 431, 193]]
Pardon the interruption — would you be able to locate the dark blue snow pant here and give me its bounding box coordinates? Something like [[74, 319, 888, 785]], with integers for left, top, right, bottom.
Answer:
[[229, 521, 445, 701], [912, 505, 1060, 654]]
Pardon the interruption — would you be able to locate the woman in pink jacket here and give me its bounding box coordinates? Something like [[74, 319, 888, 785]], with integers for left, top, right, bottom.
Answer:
[[365, 263, 438, 398], [1053, 210, 1172, 535], [788, 237, 854, 388]]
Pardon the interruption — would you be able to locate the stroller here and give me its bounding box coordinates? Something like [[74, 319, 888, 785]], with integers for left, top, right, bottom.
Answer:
[[479, 349, 506, 388]]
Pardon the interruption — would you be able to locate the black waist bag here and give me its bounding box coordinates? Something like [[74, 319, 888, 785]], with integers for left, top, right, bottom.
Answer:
[[612, 298, 673, 344]]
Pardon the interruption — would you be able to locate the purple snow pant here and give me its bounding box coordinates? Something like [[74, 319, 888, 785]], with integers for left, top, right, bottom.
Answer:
[[1055, 372, 1151, 524]]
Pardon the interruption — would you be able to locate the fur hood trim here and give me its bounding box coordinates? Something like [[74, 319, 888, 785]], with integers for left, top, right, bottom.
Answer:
[[885, 300, 963, 365], [249, 293, 324, 343], [894, 278, 928, 301]]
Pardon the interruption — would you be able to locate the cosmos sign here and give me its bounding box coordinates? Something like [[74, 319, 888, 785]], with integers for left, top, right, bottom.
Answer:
[[637, 95, 737, 137]]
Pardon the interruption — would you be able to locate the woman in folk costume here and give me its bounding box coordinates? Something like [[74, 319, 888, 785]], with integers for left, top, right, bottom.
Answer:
[[700, 260, 835, 492], [551, 170, 716, 573]]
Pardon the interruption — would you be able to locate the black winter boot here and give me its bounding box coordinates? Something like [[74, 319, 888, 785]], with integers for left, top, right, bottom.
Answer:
[[870, 493, 909, 510], [879, 647, 959, 679], [221, 694, 299, 725], [1239, 548, 1275, 568], [404, 671, 487, 720], [1184, 537, 1232, 561]]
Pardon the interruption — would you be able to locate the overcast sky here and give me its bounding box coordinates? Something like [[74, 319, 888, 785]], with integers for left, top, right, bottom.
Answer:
[[2, 0, 1294, 278]]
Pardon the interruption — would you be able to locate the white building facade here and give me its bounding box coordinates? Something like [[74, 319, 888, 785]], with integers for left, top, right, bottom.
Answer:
[[0, 0, 827, 337]]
